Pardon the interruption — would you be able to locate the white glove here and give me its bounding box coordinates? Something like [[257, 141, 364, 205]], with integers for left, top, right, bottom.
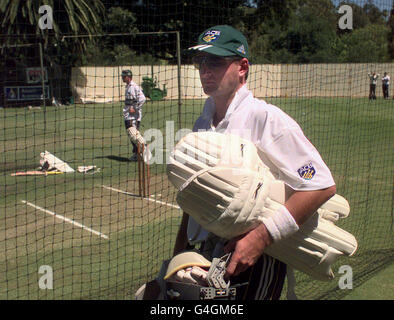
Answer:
[[169, 266, 209, 286]]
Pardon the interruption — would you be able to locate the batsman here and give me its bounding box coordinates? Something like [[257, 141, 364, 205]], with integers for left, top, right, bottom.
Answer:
[[121, 69, 146, 161], [137, 25, 357, 300]]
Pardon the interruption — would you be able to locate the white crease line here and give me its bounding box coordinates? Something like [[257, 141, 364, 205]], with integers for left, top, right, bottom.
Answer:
[[102, 185, 180, 210], [21, 200, 109, 240]]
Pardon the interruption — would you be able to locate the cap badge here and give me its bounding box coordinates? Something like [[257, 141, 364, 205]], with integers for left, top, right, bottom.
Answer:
[[202, 30, 221, 43], [237, 45, 246, 55]]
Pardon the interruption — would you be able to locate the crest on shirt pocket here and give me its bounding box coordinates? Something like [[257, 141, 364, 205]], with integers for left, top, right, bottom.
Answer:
[[297, 162, 316, 180]]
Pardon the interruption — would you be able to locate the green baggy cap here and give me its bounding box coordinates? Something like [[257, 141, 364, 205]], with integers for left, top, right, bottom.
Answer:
[[188, 25, 249, 59]]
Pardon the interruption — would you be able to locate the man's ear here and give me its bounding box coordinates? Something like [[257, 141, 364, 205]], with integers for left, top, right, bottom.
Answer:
[[239, 58, 249, 80]]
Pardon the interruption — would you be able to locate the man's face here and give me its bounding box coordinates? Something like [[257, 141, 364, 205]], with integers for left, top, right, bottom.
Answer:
[[192, 53, 247, 97], [122, 75, 131, 83]]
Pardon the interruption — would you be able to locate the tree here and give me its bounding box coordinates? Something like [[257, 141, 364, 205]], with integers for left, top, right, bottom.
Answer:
[[388, 4, 394, 59], [100, 0, 247, 63], [363, 0, 387, 25], [264, 0, 338, 63], [0, 0, 105, 53], [81, 7, 141, 66], [0, 0, 106, 104], [338, 24, 390, 62]]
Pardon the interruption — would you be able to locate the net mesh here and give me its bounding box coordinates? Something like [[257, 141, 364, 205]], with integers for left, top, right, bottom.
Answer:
[[0, 0, 393, 300]]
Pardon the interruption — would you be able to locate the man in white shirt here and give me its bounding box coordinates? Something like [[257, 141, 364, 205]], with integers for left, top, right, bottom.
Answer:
[[368, 72, 379, 100], [121, 70, 146, 161], [172, 25, 336, 300], [382, 72, 390, 99]]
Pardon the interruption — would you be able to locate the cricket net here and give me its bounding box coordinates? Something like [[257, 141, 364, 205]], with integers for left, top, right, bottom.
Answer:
[[0, 0, 393, 300]]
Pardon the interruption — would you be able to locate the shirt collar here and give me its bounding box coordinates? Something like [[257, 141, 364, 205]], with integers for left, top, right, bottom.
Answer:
[[225, 85, 250, 119]]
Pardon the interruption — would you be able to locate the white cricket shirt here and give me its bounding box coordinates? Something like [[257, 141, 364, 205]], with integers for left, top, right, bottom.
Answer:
[[369, 74, 379, 85], [123, 80, 146, 121], [187, 84, 335, 243]]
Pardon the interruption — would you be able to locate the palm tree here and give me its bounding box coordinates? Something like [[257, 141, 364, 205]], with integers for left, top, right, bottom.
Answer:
[[0, 0, 106, 106], [0, 0, 105, 51]]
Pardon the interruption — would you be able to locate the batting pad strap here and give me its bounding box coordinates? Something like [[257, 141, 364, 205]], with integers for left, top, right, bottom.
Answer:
[[262, 205, 299, 242]]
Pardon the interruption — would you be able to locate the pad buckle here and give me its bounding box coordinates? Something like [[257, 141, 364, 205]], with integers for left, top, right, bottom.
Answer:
[[200, 287, 236, 300], [206, 253, 231, 289]]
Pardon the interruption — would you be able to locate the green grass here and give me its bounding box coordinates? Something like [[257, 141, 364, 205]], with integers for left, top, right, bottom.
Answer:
[[341, 262, 394, 300], [0, 97, 393, 299]]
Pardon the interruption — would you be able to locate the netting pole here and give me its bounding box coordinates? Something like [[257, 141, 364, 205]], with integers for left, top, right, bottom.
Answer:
[[117, 65, 121, 106], [39, 42, 46, 131], [176, 31, 182, 129]]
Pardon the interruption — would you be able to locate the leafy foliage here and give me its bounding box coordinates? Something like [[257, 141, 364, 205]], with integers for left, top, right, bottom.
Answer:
[[0, 0, 105, 50], [338, 24, 390, 62], [0, 0, 392, 64], [388, 5, 394, 59]]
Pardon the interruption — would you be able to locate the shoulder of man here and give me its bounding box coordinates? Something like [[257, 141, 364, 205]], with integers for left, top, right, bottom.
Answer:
[[134, 82, 145, 93], [251, 99, 303, 136], [244, 97, 284, 120], [128, 81, 141, 92]]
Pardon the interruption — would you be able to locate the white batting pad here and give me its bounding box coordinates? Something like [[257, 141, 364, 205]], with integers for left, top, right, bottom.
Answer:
[[127, 126, 145, 145], [127, 127, 152, 163], [40, 151, 74, 173], [167, 131, 358, 281]]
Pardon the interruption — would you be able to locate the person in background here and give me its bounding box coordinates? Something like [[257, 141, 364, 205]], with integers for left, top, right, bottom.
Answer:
[[368, 72, 379, 100], [381, 72, 390, 99], [121, 69, 146, 161]]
